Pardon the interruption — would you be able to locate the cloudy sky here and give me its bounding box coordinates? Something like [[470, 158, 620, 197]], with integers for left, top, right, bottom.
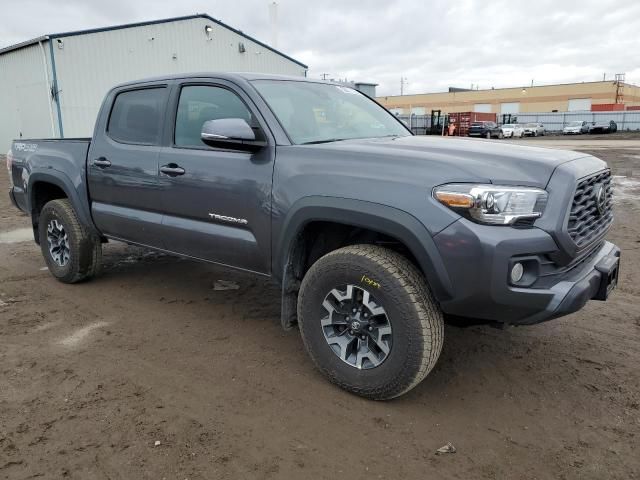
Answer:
[[1, 0, 638, 96]]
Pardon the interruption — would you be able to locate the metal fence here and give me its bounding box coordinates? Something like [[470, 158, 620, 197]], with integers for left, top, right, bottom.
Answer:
[[396, 114, 433, 135], [511, 111, 640, 131], [397, 111, 640, 134]]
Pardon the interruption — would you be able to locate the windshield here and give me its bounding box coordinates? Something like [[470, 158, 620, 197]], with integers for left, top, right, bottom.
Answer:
[[569, 121, 583, 126], [525, 123, 537, 127], [503, 124, 515, 128], [251, 80, 410, 144]]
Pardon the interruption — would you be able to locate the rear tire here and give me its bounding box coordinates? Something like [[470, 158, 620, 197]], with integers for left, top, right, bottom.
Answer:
[[39, 199, 102, 283], [297, 245, 444, 400]]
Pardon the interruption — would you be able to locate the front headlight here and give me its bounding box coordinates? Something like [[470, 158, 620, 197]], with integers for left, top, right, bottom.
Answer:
[[433, 184, 548, 225]]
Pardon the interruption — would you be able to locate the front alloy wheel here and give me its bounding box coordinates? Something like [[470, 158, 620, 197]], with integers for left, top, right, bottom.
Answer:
[[321, 284, 392, 369], [298, 245, 444, 400]]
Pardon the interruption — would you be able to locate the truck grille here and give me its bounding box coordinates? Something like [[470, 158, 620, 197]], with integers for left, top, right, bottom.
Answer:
[[567, 170, 613, 248]]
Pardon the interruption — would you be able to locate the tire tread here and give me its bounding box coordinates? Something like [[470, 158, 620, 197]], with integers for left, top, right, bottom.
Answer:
[[298, 244, 444, 400], [40, 199, 102, 283]]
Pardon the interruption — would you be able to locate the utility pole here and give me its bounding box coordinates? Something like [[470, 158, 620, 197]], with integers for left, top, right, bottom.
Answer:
[[400, 76, 408, 95], [614, 73, 625, 104]]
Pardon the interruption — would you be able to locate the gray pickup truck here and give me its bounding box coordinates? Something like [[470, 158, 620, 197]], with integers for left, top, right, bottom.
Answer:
[[7, 73, 620, 399]]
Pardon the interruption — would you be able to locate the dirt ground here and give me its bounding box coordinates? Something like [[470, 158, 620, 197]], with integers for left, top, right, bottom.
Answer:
[[1, 136, 639, 480]]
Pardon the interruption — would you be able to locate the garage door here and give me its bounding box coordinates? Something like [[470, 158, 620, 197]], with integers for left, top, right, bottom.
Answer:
[[568, 98, 592, 111], [474, 103, 492, 113], [500, 102, 520, 114]]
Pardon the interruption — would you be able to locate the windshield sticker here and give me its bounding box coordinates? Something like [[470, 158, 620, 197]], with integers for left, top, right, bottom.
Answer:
[[335, 86, 359, 94]]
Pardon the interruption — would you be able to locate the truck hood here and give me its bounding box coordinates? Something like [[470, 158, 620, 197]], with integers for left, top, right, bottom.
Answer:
[[301, 135, 589, 188]]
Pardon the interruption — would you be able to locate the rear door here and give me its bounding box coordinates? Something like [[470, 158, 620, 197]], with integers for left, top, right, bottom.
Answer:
[[157, 80, 275, 274], [88, 85, 168, 247]]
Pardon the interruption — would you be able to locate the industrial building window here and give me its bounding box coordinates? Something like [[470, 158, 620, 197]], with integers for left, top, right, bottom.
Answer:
[[107, 88, 165, 145], [175, 86, 253, 147]]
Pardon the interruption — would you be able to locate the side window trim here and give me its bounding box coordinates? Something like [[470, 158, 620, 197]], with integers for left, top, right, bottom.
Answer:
[[106, 85, 168, 146], [170, 81, 269, 151]]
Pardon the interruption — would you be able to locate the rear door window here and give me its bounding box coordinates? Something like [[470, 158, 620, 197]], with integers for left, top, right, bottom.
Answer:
[[107, 88, 166, 145]]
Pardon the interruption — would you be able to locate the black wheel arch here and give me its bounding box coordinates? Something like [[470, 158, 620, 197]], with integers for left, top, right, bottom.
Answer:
[[274, 196, 453, 329], [28, 172, 98, 243]]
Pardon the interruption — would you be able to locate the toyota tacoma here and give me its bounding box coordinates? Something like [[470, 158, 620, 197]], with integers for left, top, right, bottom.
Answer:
[[7, 73, 620, 399]]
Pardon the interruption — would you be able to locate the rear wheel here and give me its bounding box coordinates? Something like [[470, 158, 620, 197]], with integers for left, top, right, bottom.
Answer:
[[297, 245, 444, 400], [39, 199, 102, 283]]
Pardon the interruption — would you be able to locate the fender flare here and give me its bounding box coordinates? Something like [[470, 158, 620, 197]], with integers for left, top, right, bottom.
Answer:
[[27, 170, 97, 235], [274, 196, 453, 327]]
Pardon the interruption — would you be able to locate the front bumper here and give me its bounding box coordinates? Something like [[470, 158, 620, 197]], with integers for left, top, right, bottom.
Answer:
[[433, 218, 620, 325]]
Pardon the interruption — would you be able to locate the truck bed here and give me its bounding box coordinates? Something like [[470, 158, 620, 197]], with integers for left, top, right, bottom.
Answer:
[[9, 138, 91, 215]]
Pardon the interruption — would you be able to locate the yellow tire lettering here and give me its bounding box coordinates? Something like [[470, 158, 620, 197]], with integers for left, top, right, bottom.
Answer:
[[360, 275, 381, 289]]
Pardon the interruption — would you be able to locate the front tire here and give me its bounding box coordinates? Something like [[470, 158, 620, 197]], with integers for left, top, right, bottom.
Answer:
[[297, 245, 444, 400], [39, 199, 102, 283]]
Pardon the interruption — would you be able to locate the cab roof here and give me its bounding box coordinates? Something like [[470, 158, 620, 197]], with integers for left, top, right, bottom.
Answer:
[[112, 72, 329, 89]]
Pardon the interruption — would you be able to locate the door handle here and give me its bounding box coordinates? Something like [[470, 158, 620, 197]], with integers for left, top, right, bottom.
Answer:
[[93, 157, 112, 168], [160, 164, 186, 176]]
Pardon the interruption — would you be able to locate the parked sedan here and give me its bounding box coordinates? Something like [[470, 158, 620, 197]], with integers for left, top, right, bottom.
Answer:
[[500, 123, 525, 138], [523, 123, 545, 136], [563, 121, 589, 135], [589, 120, 618, 134], [468, 121, 502, 139]]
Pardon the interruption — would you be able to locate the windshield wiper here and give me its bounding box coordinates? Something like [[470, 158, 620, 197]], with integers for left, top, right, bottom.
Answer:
[[301, 135, 403, 145], [300, 138, 344, 145]]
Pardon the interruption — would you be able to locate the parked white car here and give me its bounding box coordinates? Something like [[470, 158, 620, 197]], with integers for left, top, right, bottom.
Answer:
[[524, 123, 545, 136], [563, 121, 589, 135], [500, 123, 525, 138]]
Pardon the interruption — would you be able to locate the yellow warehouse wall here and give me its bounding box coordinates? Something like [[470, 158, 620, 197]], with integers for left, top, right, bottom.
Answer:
[[378, 81, 640, 114]]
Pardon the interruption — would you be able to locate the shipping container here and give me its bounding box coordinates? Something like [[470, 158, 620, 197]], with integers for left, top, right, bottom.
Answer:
[[448, 112, 496, 136], [591, 103, 625, 111]]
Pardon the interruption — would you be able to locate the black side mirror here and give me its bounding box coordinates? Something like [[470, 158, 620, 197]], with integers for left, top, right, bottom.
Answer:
[[201, 118, 266, 152]]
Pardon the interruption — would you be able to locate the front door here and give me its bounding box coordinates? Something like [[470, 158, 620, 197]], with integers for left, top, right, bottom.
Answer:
[[88, 86, 168, 247], [157, 82, 274, 274]]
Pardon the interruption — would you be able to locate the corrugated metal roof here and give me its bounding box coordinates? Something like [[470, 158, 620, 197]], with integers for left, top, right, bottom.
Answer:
[[0, 35, 50, 55], [0, 13, 307, 68]]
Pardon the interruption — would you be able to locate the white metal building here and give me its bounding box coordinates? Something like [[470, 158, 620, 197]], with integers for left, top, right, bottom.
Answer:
[[0, 14, 308, 151]]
